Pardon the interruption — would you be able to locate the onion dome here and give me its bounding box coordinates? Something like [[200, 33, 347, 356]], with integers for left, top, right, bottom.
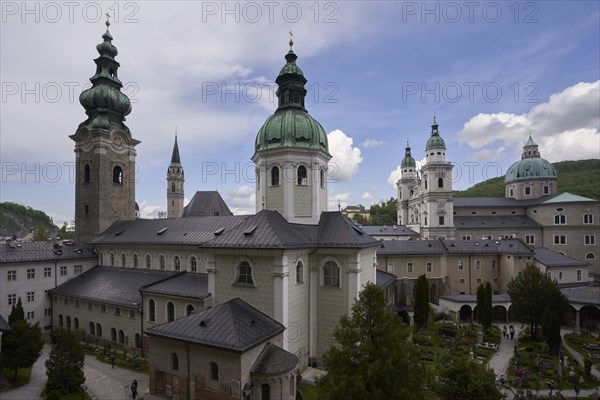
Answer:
[[254, 39, 329, 155], [425, 116, 445, 150], [401, 141, 416, 168], [79, 20, 131, 131], [505, 135, 557, 183]]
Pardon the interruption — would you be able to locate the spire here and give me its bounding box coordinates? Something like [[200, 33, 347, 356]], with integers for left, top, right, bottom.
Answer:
[[522, 133, 540, 159], [170, 133, 181, 165], [431, 115, 439, 136], [275, 35, 307, 111], [426, 115, 446, 150]]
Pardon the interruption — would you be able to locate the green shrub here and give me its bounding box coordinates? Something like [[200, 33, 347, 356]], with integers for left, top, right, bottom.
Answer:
[[583, 357, 592, 379]]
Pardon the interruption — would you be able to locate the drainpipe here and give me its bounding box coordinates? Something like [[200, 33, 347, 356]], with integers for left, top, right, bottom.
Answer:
[[186, 343, 191, 400]]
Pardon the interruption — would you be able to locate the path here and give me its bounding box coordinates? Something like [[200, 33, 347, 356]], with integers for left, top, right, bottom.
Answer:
[[0, 344, 50, 400]]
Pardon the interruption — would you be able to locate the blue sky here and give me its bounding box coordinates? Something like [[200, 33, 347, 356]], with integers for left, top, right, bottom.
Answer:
[[1, 1, 599, 225]]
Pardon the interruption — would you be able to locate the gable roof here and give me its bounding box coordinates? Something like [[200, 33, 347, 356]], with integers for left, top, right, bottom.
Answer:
[[141, 273, 210, 300], [145, 298, 285, 353], [316, 212, 381, 248], [534, 247, 590, 268], [454, 215, 542, 229], [0, 241, 96, 263], [50, 267, 177, 308], [251, 342, 298, 375], [182, 191, 233, 217]]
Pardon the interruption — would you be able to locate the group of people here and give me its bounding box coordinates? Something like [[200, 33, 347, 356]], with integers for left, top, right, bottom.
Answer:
[[502, 324, 515, 340]]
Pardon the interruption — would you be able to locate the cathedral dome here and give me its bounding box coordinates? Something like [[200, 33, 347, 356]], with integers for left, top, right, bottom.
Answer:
[[504, 157, 557, 183], [255, 108, 328, 152]]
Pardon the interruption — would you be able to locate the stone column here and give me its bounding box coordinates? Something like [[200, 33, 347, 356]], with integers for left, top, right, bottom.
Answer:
[[347, 254, 361, 316], [273, 256, 290, 350]]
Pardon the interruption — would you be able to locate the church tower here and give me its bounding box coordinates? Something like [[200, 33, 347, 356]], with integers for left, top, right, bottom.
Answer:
[[70, 19, 140, 242], [419, 117, 455, 239], [252, 38, 331, 224], [397, 141, 418, 225], [167, 135, 185, 218]]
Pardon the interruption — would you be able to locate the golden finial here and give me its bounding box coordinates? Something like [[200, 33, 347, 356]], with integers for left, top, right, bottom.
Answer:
[[105, 12, 111, 29], [289, 31, 294, 51]]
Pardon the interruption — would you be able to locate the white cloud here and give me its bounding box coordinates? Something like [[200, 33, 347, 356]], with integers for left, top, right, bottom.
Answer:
[[455, 81, 600, 161], [225, 185, 256, 215], [361, 192, 374, 201], [138, 201, 166, 219], [327, 130, 363, 182], [386, 158, 425, 190], [360, 139, 385, 148]]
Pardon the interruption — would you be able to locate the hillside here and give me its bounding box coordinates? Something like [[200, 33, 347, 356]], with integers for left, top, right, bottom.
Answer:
[[0, 202, 58, 238], [455, 159, 600, 200]]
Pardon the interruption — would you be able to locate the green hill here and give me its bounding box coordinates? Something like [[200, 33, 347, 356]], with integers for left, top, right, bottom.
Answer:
[[0, 202, 58, 238], [455, 159, 600, 200]]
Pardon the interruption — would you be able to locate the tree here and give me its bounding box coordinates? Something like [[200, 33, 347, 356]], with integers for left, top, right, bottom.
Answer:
[[541, 308, 561, 355], [435, 356, 503, 400], [57, 222, 73, 239], [317, 283, 424, 400], [477, 282, 492, 331], [507, 264, 569, 341], [0, 319, 43, 381], [413, 274, 430, 331], [369, 197, 398, 225], [46, 329, 85, 395], [8, 297, 25, 323], [32, 224, 51, 241]]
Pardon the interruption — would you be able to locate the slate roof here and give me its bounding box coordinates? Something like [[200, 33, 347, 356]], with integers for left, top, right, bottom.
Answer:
[[182, 191, 233, 217], [360, 225, 419, 237], [440, 293, 512, 303], [376, 269, 397, 289], [0, 241, 96, 263], [251, 342, 298, 375], [377, 240, 446, 255], [141, 273, 210, 300], [443, 239, 534, 255], [0, 314, 11, 333], [454, 193, 598, 208], [145, 298, 285, 353], [50, 267, 178, 308], [94, 210, 380, 250], [561, 286, 600, 305], [454, 216, 541, 229], [534, 248, 590, 268]]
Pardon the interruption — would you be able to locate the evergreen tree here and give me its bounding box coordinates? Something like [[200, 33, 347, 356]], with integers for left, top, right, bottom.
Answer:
[[507, 264, 568, 341], [476, 282, 493, 331], [542, 309, 562, 355], [46, 329, 85, 394], [413, 274, 430, 331], [317, 283, 423, 400], [8, 297, 25, 323], [435, 356, 503, 400], [0, 319, 43, 381]]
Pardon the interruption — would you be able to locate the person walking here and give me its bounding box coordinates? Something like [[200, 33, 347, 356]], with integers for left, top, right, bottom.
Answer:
[[131, 379, 138, 399], [503, 325, 507, 338], [509, 325, 515, 340]]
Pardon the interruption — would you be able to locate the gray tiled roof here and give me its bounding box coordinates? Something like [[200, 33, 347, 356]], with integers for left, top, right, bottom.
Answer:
[[377, 240, 446, 255], [0, 241, 96, 263], [50, 267, 177, 308], [360, 225, 419, 237], [561, 286, 600, 305], [316, 212, 382, 248], [182, 191, 233, 217], [454, 193, 597, 208], [376, 269, 397, 289], [251, 342, 298, 375], [145, 298, 285, 353], [534, 248, 590, 268], [444, 239, 534, 255], [0, 314, 11, 333], [454, 216, 541, 229], [440, 293, 512, 303], [141, 273, 210, 300]]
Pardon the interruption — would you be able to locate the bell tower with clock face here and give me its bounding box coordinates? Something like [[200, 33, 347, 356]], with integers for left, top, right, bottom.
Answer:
[[70, 20, 140, 242]]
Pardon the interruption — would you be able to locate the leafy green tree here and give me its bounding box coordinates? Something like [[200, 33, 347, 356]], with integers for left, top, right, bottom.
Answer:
[[413, 274, 430, 331], [369, 197, 398, 225], [507, 264, 569, 341], [477, 282, 492, 331], [0, 319, 43, 381], [317, 283, 424, 400], [435, 356, 503, 400], [8, 297, 25, 323], [46, 329, 85, 394], [57, 222, 73, 240], [32, 224, 51, 241]]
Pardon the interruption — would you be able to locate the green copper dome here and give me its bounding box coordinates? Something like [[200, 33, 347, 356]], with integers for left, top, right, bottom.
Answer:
[[504, 158, 557, 183], [255, 47, 329, 154], [401, 142, 416, 168], [425, 116, 445, 150]]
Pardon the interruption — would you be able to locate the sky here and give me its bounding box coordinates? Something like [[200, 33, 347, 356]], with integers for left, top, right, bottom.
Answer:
[[1, 1, 599, 225]]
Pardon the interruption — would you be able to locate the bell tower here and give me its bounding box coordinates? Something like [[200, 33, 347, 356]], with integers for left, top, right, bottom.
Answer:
[[70, 18, 140, 242], [397, 141, 418, 226], [167, 134, 185, 218]]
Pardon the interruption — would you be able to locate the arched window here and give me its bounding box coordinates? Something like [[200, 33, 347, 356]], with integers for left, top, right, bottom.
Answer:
[[89, 321, 95, 336], [66, 316, 71, 329], [320, 168, 325, 188], [173, 256, 181, 271], [167, 301, 175, 322], [84, 164, 91, 183], [133, 254, 139, 268], [148, 299, 156, 322], [438, 177, 444, 188], [121, 253, 126, 267], [111, 328, 117, 342], [159, 255, 166, 270], [145, 254, 152, 269], [236, 261, 254, 284], [271, 166, 279, 186], [189, 256, 197, 272], [110, 253, 115, 267], [118, 329, 125, 344], [296, 261, 304, 284], [323, 260, 340, 287], [74, 317, 79, 330], [113, 166, 123, 184], [58, 314, 64, 327], [261, 383, 271, 400], [186, 304, 195, 316], [210, 362, 219, 381], [171, 183, 175, 193], [171, 353, 179, 370], [297, 165, 307, 185], [586, 252, 596, 259], [96, 323, 102, 337]]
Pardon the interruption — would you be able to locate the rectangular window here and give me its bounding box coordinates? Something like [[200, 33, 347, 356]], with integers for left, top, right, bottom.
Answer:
[[476, 278, 482, 284], [482, 235, 492, 240], [475, 260, 481, 270], [559, 272, 563, 280], [7, 270, 16, 281], [88, 302, 93, 310], [491, 260, 496, 270], [114, 307, 121, 316], [74, 265, 82, 275], [60, 266, 67, 276], [576, 269, 582, 282], [26, 311, 34, 320], [75, 300, 80, 308], [426, 262, 432, 273], [585, 235, 595, 245], [438, 216, 444, 226], [584, 214, 594, 224], [492, 277, 499, 283], [543, 185, 549, 194], [553, 235, 567, 245], [7, 294, 16, 305], [458, 261, 464, 270], [461, 236, 471, 240], [27, 268, 35, 279], [129, 310, 136, 319], [44, 267, 51, 277], [525, 235, 535, 245], [554, 214, 566, 224], [407, 262, 413, 273], [459, 278, 466, 284], [44, 308, 51, 316], [101, 305, 106, 313], [27, 291, 35, 302], [524, 186, 531, 195]]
